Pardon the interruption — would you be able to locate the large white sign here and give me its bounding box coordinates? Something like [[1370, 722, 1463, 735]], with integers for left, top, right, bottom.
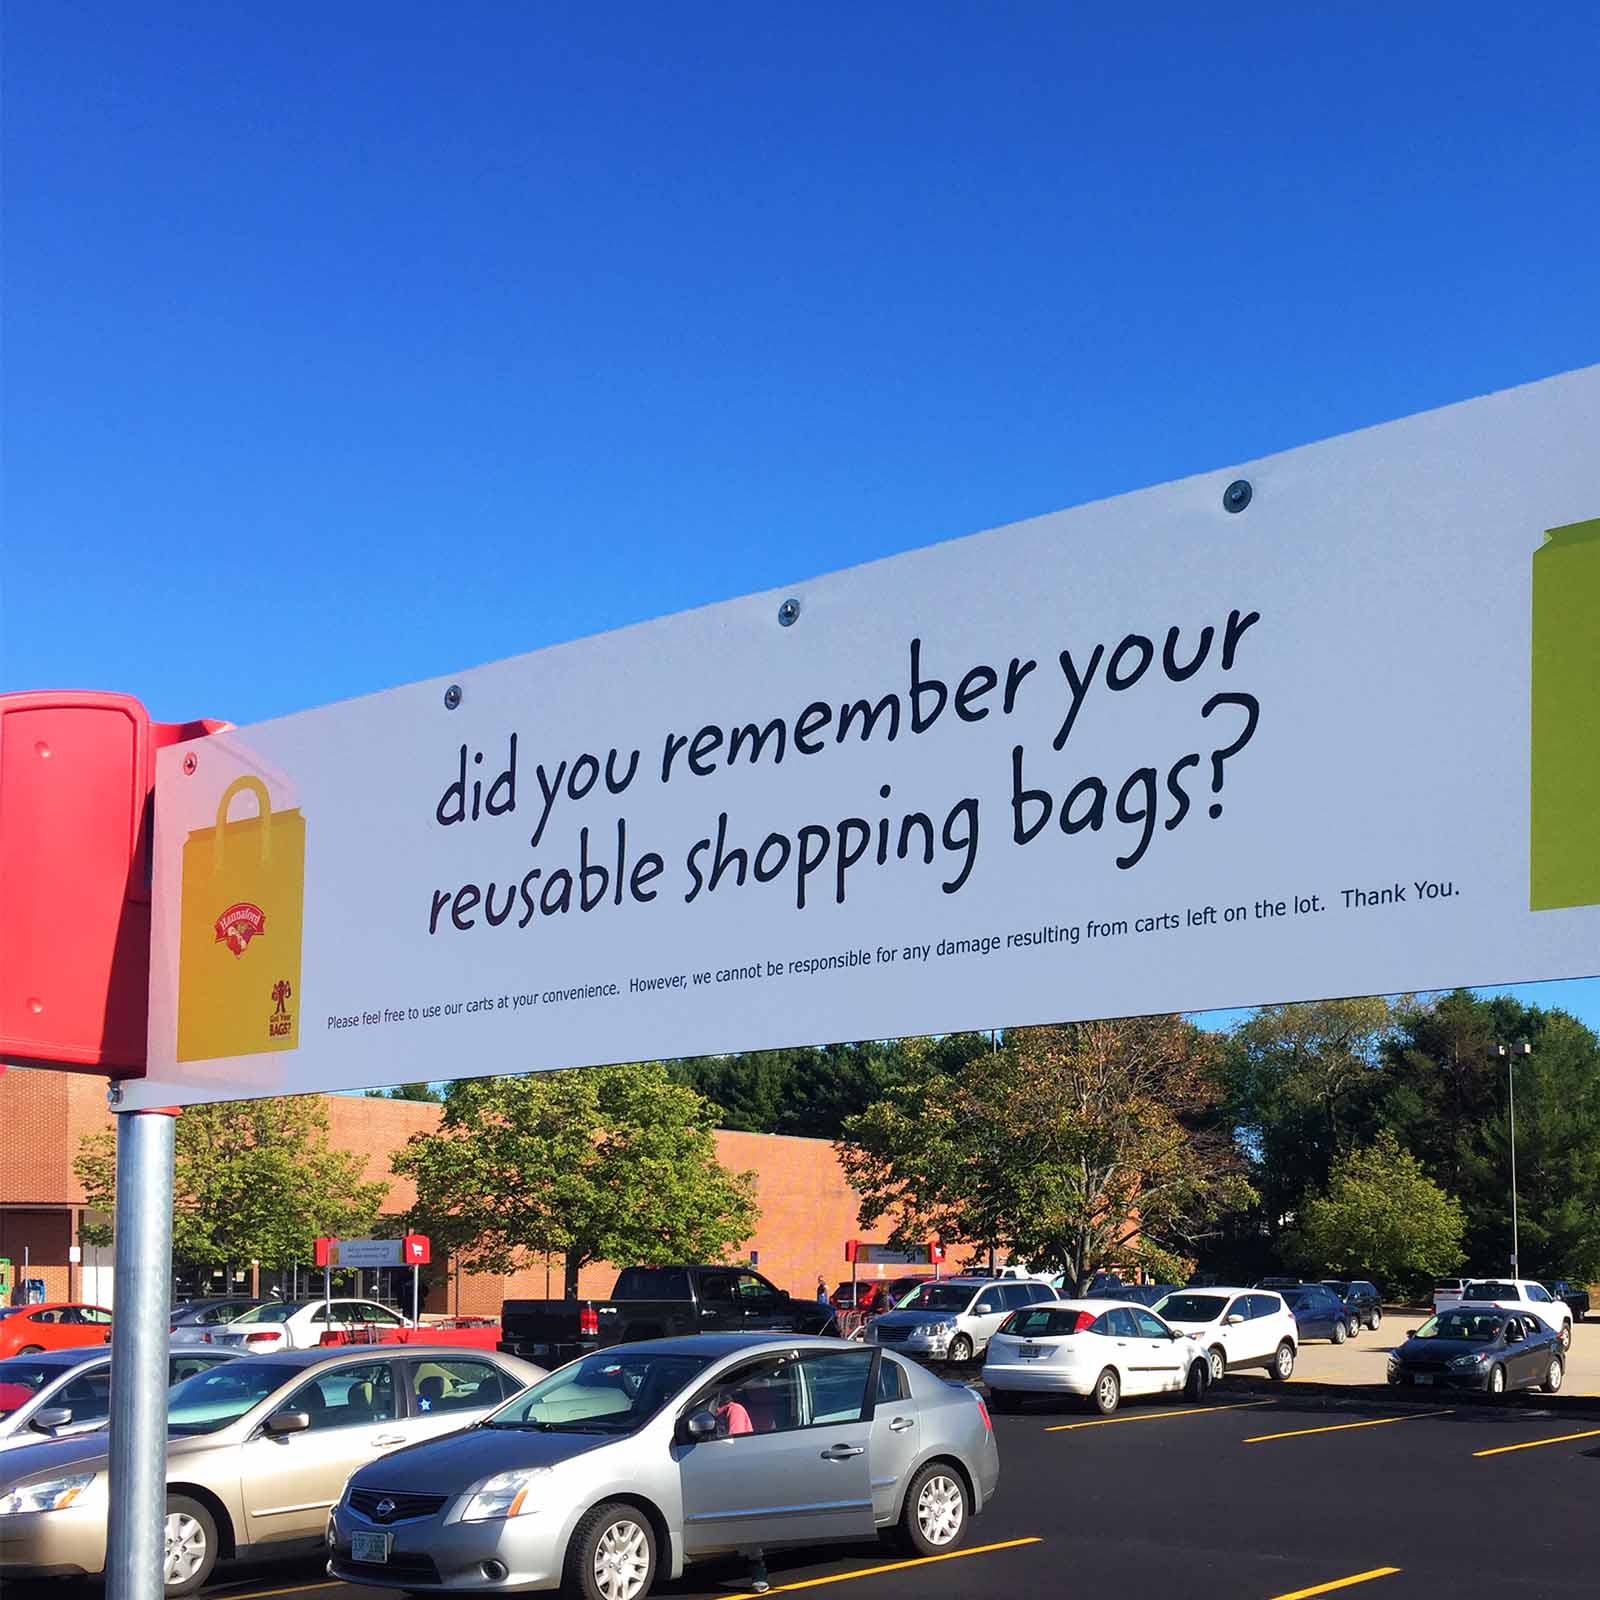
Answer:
[[134, 367, 1600, 1109]]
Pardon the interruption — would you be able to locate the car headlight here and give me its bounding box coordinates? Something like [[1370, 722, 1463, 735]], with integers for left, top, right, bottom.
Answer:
[[1448, 1353, 1488, 1370], [462, 1467, 551, 1521], [0, 1474, 98, 1516]]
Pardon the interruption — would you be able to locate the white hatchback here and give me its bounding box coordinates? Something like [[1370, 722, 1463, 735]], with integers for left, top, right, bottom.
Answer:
[[1151, 1288, 1298, 1384], [983, 1299, 1211, 1415]]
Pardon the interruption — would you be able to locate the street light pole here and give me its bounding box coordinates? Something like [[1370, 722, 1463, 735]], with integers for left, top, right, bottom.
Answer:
[[1493, 1043, 1530, 1276]]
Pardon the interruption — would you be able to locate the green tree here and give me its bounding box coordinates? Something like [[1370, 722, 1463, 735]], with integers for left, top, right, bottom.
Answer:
[[1222, 997, 1399, 1240], [1285, 1131, 1465, 1293], [392, 1064, 761, 1298], [838, 1018, 1254, 1293], [365, 1083, 443, 1102], [75, 1098, 388, 1265]]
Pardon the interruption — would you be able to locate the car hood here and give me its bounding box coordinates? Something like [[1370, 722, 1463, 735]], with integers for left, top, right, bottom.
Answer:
[[874, 1310, 963, 1329], [347, 1424, 617, 1494], [1396, 1337, 1511, 1361], [0, 1431, 112, 1484]]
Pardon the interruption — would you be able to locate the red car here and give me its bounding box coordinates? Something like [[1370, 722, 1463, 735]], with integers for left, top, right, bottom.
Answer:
[[0, 1304, 114, 1359], [829, 1281, 889, 1313]]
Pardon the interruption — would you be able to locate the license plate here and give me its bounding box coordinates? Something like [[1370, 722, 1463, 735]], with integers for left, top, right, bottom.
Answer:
[[352, 1532, 391, 1564], [1021, 1346, 1046, 1359], [1414, 1374, 1433, 1385]]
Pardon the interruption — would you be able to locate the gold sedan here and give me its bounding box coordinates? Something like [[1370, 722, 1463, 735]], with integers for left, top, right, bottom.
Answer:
[[0, 1344, 545, 1596]]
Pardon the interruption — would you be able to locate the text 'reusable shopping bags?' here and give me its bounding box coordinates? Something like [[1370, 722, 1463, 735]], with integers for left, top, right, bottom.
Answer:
[[1531, 517, 1599, 912], [176, 775, 305, 1061]]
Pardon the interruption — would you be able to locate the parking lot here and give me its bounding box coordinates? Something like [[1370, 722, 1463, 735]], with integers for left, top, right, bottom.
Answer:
[[10, 1375, 1596, 1600]]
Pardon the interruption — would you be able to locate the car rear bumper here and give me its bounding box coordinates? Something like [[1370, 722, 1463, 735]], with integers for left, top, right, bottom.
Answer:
[[981, 1360, 1091, 1394]]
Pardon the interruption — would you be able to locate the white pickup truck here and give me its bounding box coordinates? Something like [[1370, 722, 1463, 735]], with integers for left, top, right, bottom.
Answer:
[[1461, 1279, 1574, 1349]]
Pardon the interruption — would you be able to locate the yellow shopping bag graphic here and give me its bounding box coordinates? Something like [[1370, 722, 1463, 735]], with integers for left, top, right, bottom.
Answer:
[[176, 776, 306, 1062], [1530, 517, 1600, 911]]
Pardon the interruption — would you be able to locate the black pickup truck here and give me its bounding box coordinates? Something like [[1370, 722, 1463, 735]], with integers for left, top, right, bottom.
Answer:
[[1545, 1280, 1592, 1321], [498, 1264, 838, 1366]]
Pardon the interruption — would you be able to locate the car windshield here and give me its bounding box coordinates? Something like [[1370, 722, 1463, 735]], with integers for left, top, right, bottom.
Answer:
[[227, 1303, 301, 1325], [166, 1361, 295, 1435], [1322, 1281, 1351, 1294], [0, 1360, 60, 1418], [1154, 1293, 1227, 1322], [1414, 1312, 1505, 1342], [486, 1351, 711, 1433], [897, 1284, 978, 1312], [1280, 1290, 1316, 1309]]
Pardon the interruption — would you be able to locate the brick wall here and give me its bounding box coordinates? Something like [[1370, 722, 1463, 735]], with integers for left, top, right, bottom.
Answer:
[[1, 1067, 871, 1314]]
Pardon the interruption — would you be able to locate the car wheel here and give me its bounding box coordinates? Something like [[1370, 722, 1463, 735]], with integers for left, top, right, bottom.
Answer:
[[947, 1334, 974, 1364], [1332, 1319, 1347, 1345], [1184, 1359, 1210, 1402], [987, 1389, 1018, 1413], [1369, 1309, 1382, 1332], [563, 1500, 656, 1600], [1269, 1341, 1295, 1381], [897, 1461, 969, 1556], [163, 1496, 218, 1597], [1544, 1355, 1564, 1393], [1207, 1345, 1226, 1384], [1089, 1367, 1121, 1415], [1488, 1363, 1507, 1396], [1559, 1321, 1572, 1351]]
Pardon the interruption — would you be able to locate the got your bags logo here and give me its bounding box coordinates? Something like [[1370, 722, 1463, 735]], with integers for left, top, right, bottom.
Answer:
[[176, 775, 306, 1062]]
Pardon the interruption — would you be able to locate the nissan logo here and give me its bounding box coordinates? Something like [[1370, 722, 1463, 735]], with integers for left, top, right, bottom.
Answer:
[[374, 1499, 396, 1522]]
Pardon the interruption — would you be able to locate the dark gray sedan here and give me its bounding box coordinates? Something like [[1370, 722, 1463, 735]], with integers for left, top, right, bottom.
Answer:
[[1387, 1309, 1564, 1394], [329, 1333, 999, 1600]]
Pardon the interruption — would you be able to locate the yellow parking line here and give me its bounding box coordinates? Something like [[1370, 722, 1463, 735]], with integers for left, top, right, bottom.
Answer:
[[1267, 1566, 1401, 1599], [1245, 1409, 1453, 1443], [1046, 1400, 1275, 1432], [724, 1536, 1043, 1595], [1474, 1426, 1600, 1457], [207, 1584, 344, 1600]]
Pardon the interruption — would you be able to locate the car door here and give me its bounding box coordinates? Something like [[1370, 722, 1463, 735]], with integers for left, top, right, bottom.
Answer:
[[865, 1356, 919, 1524], [678, 1347, 877, 1555], [1521, 1283, 1560, 1335], [1130, 1308, 1184, 1392], [1101, 1307, 1151, 1394], [237, 1359, 407, 1545], [402, 1356, 516, 1442], [734, 1273, 800, 1333], [1215, 1295, 1252, 1366], [1504, 1320, 1546, 1389]]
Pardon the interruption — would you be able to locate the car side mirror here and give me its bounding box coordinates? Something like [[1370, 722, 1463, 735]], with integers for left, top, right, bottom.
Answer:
[[1226, 1313, 1244, 1326], [1408, 1329, 1419, 1338], [975, 1303, 994, 1315], [683, 1409, 719, 1442], [264, 1410, 311, 1436], [30, 1407, 73, 1432]]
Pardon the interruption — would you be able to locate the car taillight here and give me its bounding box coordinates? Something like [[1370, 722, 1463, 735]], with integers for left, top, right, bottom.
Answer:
[[578, 1306, 599, 1336], [202, 1332, 212, 1344], [246, 1331, 277, 1344], [975, 1397, 993, 1431]]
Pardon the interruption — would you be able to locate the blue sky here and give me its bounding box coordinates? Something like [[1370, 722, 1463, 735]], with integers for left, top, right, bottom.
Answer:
[[5, 4, 1597, 1037]]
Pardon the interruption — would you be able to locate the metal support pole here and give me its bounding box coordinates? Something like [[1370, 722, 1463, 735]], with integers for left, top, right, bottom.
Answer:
[[106, 1106, 177, 1600]]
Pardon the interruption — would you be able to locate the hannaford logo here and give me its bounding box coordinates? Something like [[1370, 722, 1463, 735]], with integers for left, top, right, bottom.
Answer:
[[214, 902, 266, 956], [269, 978, 293, 1039]]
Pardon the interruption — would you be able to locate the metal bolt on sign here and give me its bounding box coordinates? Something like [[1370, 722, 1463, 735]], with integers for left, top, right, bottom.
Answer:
[[1224, 479, 1253, 513], [443, 684, 463, 710], [778, 598, 801, 627]]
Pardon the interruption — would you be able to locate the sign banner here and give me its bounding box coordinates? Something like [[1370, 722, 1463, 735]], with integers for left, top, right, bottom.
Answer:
[[135, 366, 1599, 1109], [847, 1241, 941, 1266], [322, 1237, 415, 1268]]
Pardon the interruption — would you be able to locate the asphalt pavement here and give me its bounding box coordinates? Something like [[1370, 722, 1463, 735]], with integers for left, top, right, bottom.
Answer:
[[12, 1381, 1595, 1600]]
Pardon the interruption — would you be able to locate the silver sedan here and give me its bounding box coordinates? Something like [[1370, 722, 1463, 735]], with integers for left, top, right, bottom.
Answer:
[[328, 1332, 999, 1599]]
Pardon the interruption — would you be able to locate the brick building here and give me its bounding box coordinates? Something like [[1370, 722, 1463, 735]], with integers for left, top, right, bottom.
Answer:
[[0, 1066, 903, 1315]]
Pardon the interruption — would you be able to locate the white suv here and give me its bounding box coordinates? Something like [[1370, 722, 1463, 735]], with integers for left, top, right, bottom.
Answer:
[[1152, 1288, 1299, 1383], [1460, 1279, 1574, 1349], [865, 1277, 1054, 1362]]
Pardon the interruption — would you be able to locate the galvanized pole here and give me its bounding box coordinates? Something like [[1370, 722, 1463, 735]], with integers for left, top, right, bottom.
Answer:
[[106, 1103, 177, 1600], [1508, 1052, 1520, 1276]]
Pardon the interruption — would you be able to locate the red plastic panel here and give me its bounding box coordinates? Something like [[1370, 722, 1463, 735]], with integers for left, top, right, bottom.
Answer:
[[0, 692, 226, 1074]]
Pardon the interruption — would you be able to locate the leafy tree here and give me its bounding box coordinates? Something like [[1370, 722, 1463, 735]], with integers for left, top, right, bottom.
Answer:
[[365, 1083, 443, 1102], [75, 1098, 388, 1265], [1222, 997, 1399, 1239], [1284, 1131, 1465, 1293], [838, 1018, 1254, 1293], [392, 1064, 760, 1297], [1380, 992, 1600, 1278]]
